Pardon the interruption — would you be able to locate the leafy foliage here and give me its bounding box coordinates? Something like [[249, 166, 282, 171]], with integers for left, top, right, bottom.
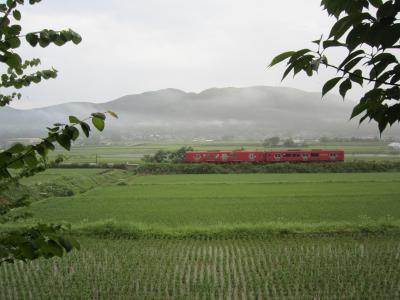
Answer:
[[269, 0, 400, 133], [262, 136, 280, 147], [0, 224, 80, 264], [142, 147, 194, 163], [136, 161, 400, 175], [0, 0, 118, 264]]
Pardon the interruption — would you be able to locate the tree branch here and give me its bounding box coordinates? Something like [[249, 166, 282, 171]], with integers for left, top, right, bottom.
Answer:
[[0, 1, 17, 29], [323, 62, 400, 87]]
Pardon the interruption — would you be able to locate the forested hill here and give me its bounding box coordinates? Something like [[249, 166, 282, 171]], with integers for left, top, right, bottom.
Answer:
[[2, 86, 399, 142]]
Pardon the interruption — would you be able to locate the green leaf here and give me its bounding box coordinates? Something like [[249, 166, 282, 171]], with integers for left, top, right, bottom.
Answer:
[[343, 56, 364, 72], [58, 236, 73, 252], [44, 141, 55, 151], [69, 126, 80, 141], [369, 59, 395, 80], [67, 236, 80, 250], [269, 51, 295, 67], [5, 53, 22, 69], [378, 119, 388, 134], [390, 72, 400, 85], [322, 39, 345, 49], [80, 122, 90, 138], [281, 64, 295, 81], [107, 110, 118, 119], [339, 78, 352, 99], [26, 33, 38, 47], [370, 52, 398, 65], [8, 143, 25, 153], [8, 24, 22, 35], [35, 143, 48, 158], [329, 15, 352, 39], [288, 49, 312, 63], [0, 151, 12, 165], [330, 13, 373, 40], [6, 0, 16, 8], [338, 50, 364, 70], [53, 34, 67, 46], [322, 77, 342, 97], [24, 152, 38, 167], [69, 29, 82, 45], [56, 134, 71, 151], [12, 9, 21, 21], [91, 112, 106, 120], [92, 117, 105, 131], [349, 69, 363, 86], [351, 102, 368, 119], [47, 126, 60, 133], [8, 37, 21, 48], [8, 157, 24, 169], [45, 240, 64, 257], [346, 24, 369, 51], [374, 71, 392, 88], [38, 37, 50, 48], [68, 115, 80, 124], [369, 0, 383, 8]]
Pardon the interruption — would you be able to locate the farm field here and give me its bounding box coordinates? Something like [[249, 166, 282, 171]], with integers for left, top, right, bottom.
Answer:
[[2, 170, 400, 298], [48, 141, 400, 164], [12, 172, 400, 236], [1, 236, 399, 299]]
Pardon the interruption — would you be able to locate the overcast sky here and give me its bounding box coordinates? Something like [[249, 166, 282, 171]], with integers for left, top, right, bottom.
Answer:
[[10, 0, 355, 109]]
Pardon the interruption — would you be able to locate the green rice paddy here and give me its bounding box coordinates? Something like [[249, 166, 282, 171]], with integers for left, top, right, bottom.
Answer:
[[2, 169, 400, 298]]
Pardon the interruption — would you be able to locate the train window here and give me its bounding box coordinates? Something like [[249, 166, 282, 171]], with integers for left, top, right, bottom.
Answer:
[[275, 153, 281, 158], [249, 153, 255, 160], [311, 153, 319, 157], [214, 154, 219, 159], [195, 154, 201, 159], [303, 153, 308, 157], [221, 154, 228, 160], [330, 153, 336, 157]]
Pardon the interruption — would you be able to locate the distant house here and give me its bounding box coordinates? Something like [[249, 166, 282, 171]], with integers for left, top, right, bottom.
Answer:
[[388, 142, 400, 151]]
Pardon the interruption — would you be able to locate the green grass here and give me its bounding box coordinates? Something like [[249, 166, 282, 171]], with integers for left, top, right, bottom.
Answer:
[[1, 236, 399, 299], [12, 172, 400, 236], [15, 169, 131, 200], [3, 169, 400, 298]]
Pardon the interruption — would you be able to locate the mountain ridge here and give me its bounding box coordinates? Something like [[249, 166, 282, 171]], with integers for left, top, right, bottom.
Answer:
[[1, 86, 398, 142]]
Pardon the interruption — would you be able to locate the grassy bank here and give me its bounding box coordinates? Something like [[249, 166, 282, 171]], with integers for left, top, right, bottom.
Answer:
[[7, 172, 400, 238]]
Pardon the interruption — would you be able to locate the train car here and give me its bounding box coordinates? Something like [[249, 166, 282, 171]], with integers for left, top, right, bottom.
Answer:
[[231, 150, 265, 163], [308, 149, 344, 162], [185, 150, 234, 163], [266, 149, 344, 162], [185, 149, 344, 163]]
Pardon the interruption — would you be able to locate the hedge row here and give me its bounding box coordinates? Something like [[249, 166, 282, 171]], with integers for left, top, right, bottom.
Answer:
[[51, 162, 128, 170], [135, 161, 400, 174]]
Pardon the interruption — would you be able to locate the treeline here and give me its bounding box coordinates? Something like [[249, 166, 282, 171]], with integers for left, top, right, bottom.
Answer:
[[135, 161, 400, 175], [262, 137, 306, 148], [141, 147, 193, 163]]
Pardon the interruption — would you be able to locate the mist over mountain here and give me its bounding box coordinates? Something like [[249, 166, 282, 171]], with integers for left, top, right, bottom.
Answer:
[[1, 86, 399, 144]]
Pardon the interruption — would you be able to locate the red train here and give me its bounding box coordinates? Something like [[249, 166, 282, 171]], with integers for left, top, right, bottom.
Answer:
[[184, 149, 344, 163]]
